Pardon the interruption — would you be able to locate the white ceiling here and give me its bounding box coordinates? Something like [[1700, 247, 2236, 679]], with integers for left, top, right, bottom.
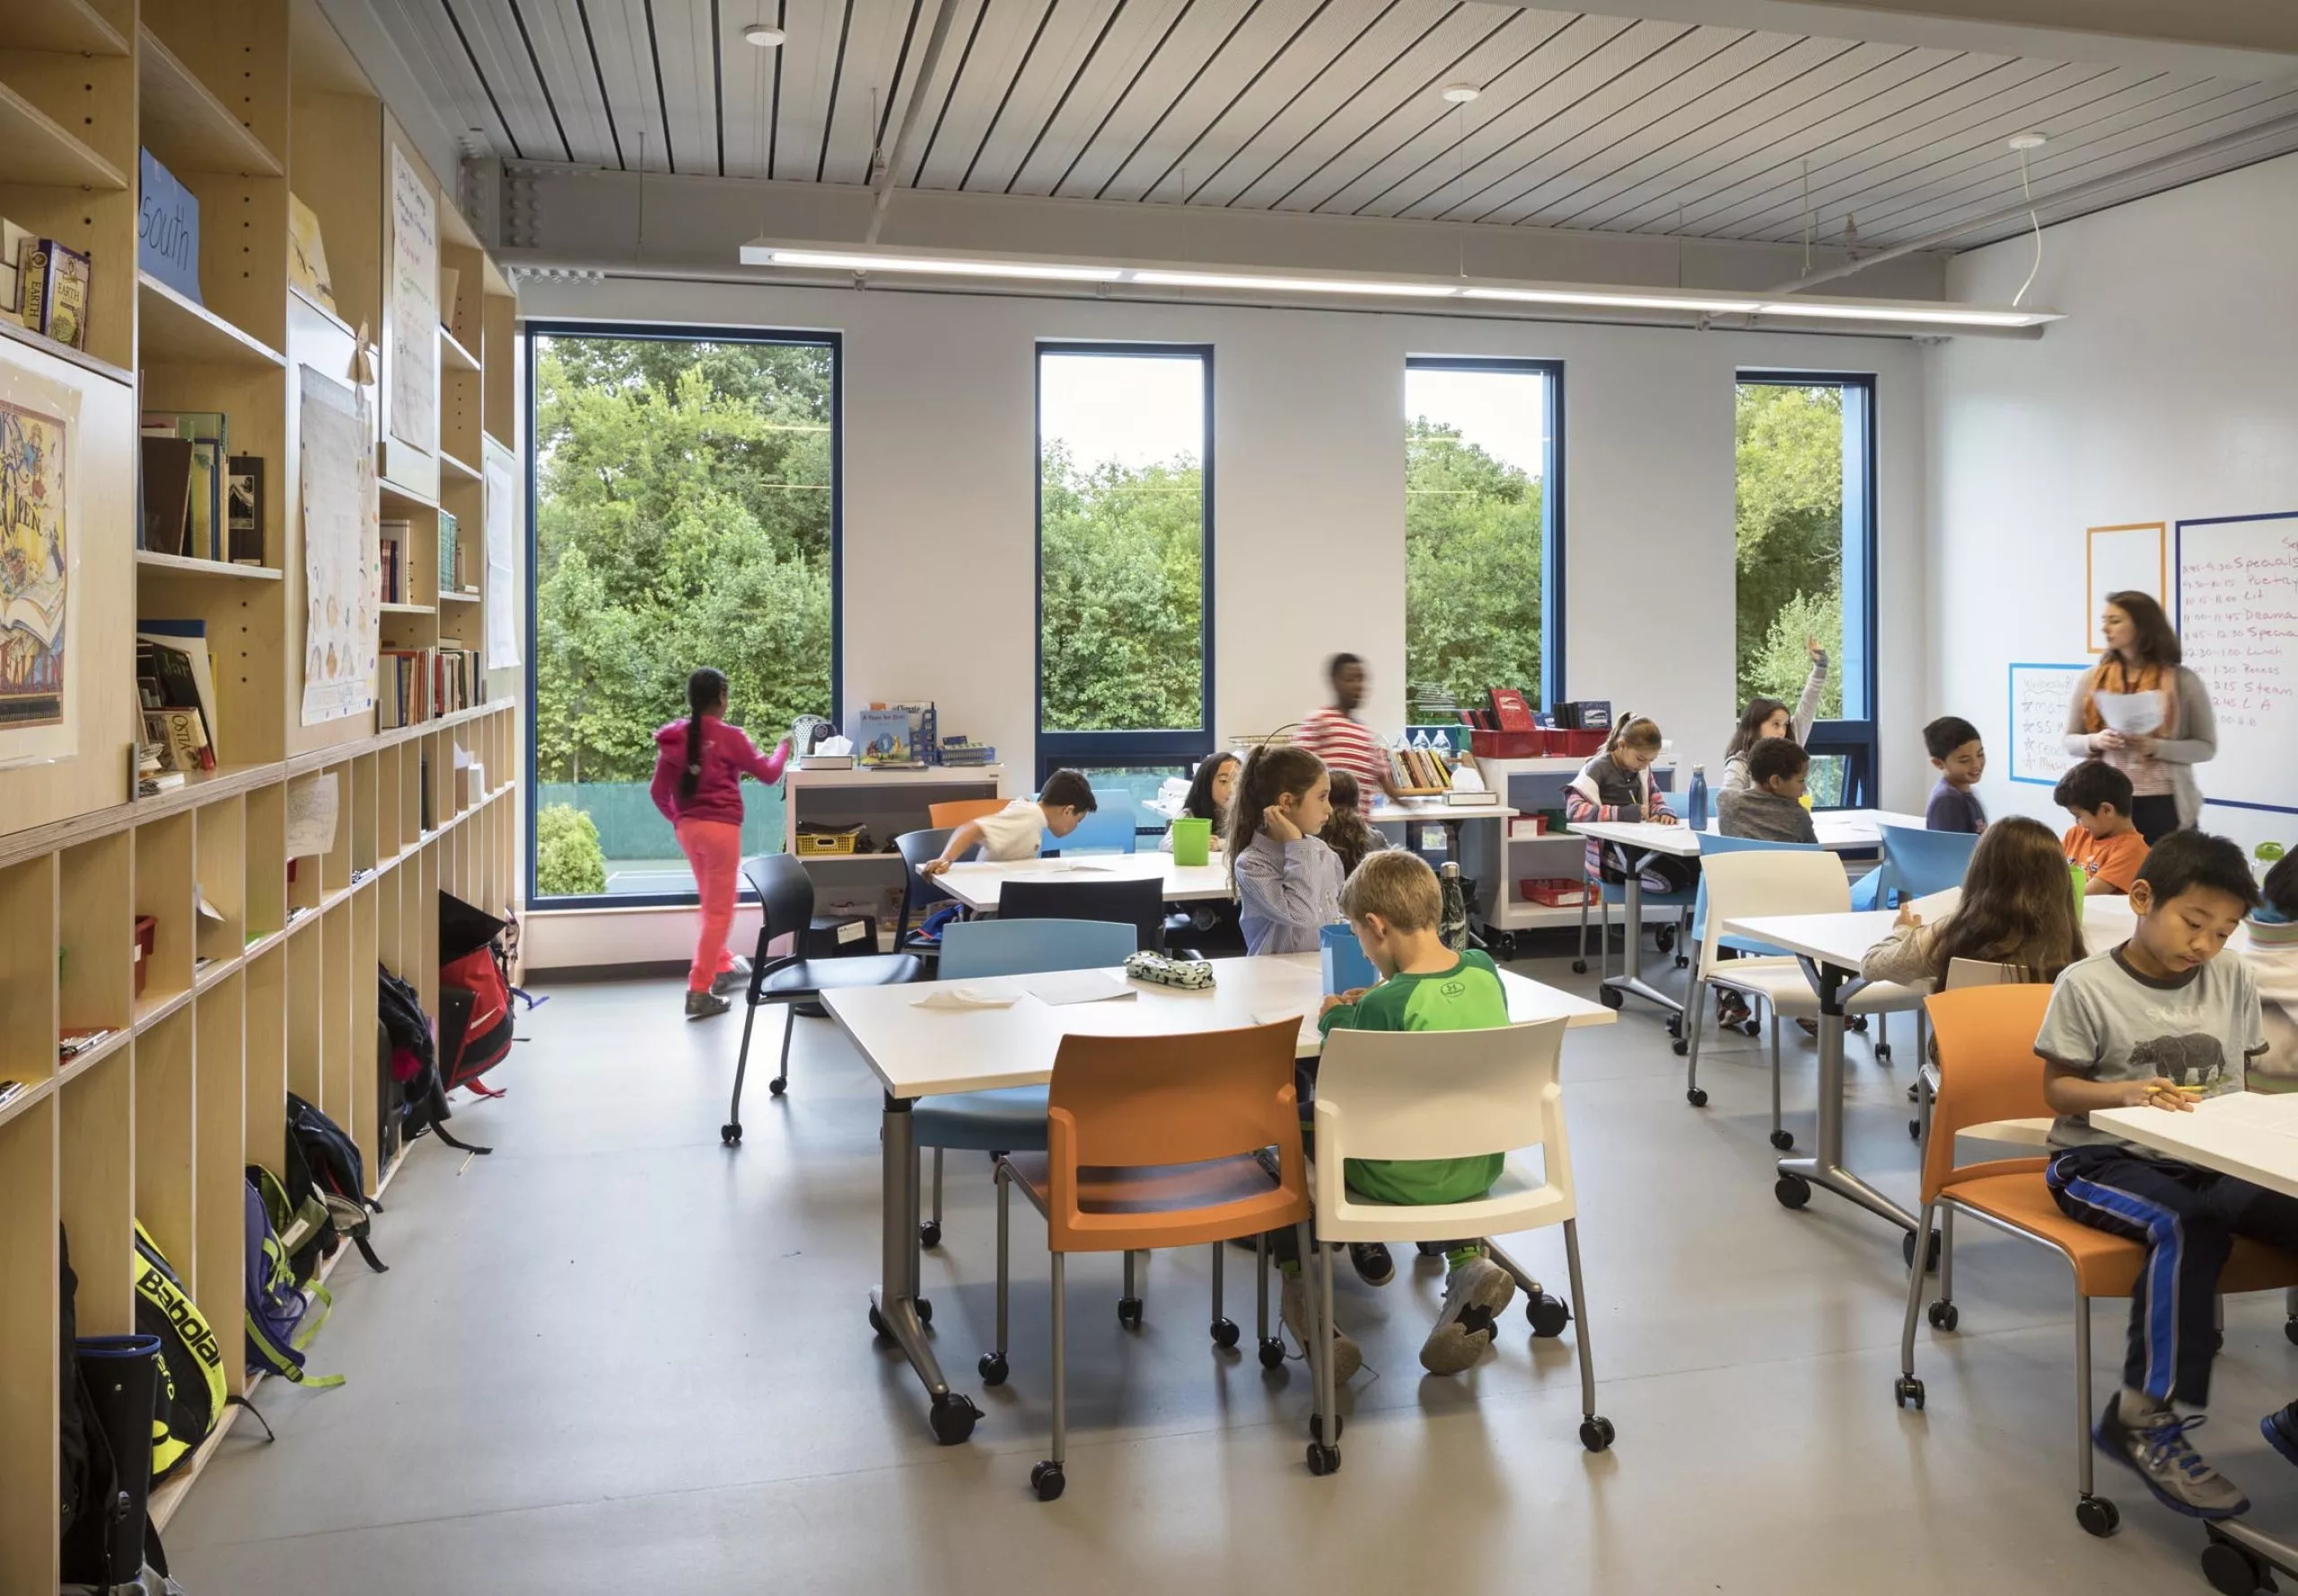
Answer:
[[372, 0, 2298, 249]]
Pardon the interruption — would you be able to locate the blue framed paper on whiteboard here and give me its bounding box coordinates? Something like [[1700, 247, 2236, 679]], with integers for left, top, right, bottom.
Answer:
[[2007, 662, 2090, 785], [2175, 511, 2298, 816]]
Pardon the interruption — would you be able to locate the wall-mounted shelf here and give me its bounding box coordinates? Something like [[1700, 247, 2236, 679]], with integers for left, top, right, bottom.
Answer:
[[0, 0, 128, 54], [438, 325, 478, 372], [0, 78, 128, 189], [379, 601, 435, 615], [137, 272, 286, 368], [438, 450, 479, 482], [136, 551, 284, 581], [0, 315, 132, 387], [438, 589, 481, 605], [137, 25, 284, 177]]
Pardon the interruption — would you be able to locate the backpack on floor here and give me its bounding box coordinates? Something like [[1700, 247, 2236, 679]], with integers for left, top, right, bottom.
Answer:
[[286, 1092, 390, 1272], [379, 965, 490, 1153], [60, 1226, 118, 1581], [243, 1171, 342, 1389], [133, 1223, 227, 1481], [440, 891, 526, 1096]]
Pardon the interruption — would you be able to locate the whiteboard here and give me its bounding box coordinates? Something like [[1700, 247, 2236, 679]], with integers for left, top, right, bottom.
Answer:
[[2008, 662, 2088, 786], [2087, 523, 2165, 653], [2177, 513, 2298, 815]]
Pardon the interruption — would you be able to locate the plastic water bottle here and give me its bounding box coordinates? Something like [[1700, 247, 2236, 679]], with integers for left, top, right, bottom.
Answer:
[[1688, 764, 1710, 829]]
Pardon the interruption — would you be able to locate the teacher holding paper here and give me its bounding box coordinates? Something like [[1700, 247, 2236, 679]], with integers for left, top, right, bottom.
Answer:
[[2063, 590, 2217, 843]]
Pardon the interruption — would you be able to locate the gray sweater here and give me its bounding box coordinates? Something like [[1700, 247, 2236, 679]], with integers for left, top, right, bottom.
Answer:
[[1716, 787, 1819, 844], [2061, 664, 2216, 826]]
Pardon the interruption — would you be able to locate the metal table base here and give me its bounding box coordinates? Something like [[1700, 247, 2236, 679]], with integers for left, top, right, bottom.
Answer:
[[873, 1093, 979, 1443], [1775, 956, 1917, 1236]]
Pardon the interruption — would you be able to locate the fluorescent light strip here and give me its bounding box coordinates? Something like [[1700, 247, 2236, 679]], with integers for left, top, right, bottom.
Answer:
[[1461, 285, 1760, 314], [1127, 268, 1458, 298], [755, 248, 1122, 282], [1752, 300, 2046, 328]]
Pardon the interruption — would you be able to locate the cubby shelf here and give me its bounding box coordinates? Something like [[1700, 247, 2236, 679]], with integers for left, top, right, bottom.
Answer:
[[0, 0, 129, 54], [0, 316, 133, 387], [138, 272, 287, 368], [438, 449, 479, 482], [137, 25, 284, 177], [0, 78, 128, 189], [136, 550, 284, 581], [439, 325, 478, 372], [439, 589, 481, 604], [379, 601, 435, 615]]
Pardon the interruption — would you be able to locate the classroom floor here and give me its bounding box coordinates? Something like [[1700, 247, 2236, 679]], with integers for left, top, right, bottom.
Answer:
[[169, 945, 2298, 1595]]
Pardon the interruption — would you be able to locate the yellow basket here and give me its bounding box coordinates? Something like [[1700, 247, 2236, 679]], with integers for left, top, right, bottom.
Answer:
[[794, 829, 862, 856]]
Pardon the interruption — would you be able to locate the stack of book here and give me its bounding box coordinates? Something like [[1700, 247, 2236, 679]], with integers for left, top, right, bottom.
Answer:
[[1386, 744, 1453, 795], [379, 519, 408, 602], [140, 411, 258, 562], [438, 510, 473, 593], [378, 647, 483, 729], [7, 229, 90, 349], [136, 622, 221, 775], [937, 737, 996, 767]]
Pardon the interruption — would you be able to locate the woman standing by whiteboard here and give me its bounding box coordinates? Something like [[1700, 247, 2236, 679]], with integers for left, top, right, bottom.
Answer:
[[2062, 590, 2217, 843]]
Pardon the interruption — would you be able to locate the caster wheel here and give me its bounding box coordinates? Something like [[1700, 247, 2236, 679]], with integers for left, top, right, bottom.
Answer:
[[2285, 1320, 2298, 1347], [1675, 952, 1690, 969], [1258, 1337, 1285, 1370], [2201, 1539, 2265, 1593], [1030, 1460, 1066, 1502], [721, 1122, 742, 1146], [1671, 1038, 1688, 1056], [1310, 1412, 1343, 1443], [1666, 1013, 1683, 1039], [1571, 960, 1588, 975], [1686, 1087, 1709, 1108], [1211, 1317, 1240, 1349], [1848, 1015, 1869, 1034], [978, 1352, 1009, 1386], [768, 1078, 787, 1099], [1875, 1043, 1893, 1065], [1306, 1443, 1341, 1477], [1775, 1174, 1811, 1210], [1893, 1374, 1925, 1411], [1903, 1228, 1941, 1273], [1598, 987, 1625, 1011], [919, 1221, 943, 1250], [1907, 1083, 1921, 1102], [1908, 1118, 1922, 1141], [1580, 1416, 1616, 1452], [1769, 1129, 1795, 1151], [928, 1393, 979, 1446], [868, 1303, 890, 1339], [1927, 1300, 1960, 1332], [1655, 926, 1675, 953], [1526, 1293, 1572, 1337], [916, 1296, 934, 1325], [2075, 1495, 2119, 1538], [1118, 1297, 1144, 1331]]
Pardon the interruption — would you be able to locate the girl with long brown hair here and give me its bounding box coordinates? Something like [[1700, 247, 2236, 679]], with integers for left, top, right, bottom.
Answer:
[[1227, 742, 1342, 955], [1861, 815, 2088, 988]]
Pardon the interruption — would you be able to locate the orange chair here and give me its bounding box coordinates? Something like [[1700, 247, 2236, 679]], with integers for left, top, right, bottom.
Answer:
[[994, 1021, 1329, 1500], [928, 797, 1009, 830], [1897, 985, 2298, 1538]]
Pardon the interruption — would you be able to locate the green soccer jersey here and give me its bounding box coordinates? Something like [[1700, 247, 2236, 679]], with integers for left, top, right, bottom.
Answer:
[[1318, 949, 1513, 1206]]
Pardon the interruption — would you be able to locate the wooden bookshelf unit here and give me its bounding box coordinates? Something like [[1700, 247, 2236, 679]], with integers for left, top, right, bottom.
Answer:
[[0, 1, 524, 1582]]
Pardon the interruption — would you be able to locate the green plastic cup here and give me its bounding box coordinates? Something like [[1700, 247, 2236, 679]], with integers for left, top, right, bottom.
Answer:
[[2070, 863, 2088, 921], [1171, 817, 1212, 867]]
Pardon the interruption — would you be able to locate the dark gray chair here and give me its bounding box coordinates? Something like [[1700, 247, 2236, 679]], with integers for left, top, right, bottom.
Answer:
[[998, 875, 1166, 953]]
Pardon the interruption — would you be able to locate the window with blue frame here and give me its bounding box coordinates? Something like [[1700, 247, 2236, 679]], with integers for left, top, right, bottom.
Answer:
[[1733, 372, 1877, 808]]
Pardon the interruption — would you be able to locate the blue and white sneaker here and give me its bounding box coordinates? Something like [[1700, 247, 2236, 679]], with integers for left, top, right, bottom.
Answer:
[[2095, 1398, 2249, 1519], [2261, 1403, 2298, 1469]]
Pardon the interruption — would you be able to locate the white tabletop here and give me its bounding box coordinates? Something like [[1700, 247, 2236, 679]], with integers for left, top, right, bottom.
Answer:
[[1570, 807, 1933, 859], [929, 853, 1233, 912], [2096, 1093, 2298, 1202], [822, 953, 1615, 1100], [1724, 910, 1904, 969], [1370, 797, 1516, 824]]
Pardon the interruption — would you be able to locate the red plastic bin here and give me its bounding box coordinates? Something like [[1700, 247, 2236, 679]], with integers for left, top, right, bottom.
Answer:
[[1520, 878, 1591, 908], [1469, 729, 1550, 759], [1548, 728, 1606, 757]]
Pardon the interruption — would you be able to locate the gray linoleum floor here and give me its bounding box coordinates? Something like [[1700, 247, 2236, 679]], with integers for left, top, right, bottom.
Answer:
[[169, 943, 2298, 1594]]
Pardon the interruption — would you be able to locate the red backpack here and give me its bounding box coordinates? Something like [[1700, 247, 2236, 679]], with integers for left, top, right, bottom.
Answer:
[[439, 894, 529, 1095]]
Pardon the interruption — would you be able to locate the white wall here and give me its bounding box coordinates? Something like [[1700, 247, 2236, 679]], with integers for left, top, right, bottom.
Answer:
[[1929, 153, 2298, 858], [520, 277, 1932, 966]]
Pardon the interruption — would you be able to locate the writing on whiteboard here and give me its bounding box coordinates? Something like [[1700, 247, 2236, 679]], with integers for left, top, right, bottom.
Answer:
[[2178, 516, 2298, 813], [2009, 662, 2087, 786]]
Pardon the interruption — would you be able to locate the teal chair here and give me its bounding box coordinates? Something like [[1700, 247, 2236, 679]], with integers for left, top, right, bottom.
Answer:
[[1867, 825, 1979, 910]]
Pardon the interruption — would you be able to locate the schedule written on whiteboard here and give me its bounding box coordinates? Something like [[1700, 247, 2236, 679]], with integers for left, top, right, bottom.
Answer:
[[2177, 513, 2298, 812]]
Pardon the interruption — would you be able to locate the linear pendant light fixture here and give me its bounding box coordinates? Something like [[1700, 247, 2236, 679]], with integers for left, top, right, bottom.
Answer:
[[740, 241, 2060, 331]]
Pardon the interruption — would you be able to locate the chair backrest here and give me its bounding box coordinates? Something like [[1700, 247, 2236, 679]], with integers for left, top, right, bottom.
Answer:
[[895, 827, 953, 908], [938, 917, 1136, 980], [1874, 825, 1980, 909], [1313, 1021, 1574, 1209], [1047, 791, 1138, 856], [741, 853, 815, 958], [1920, 983, 2057, 1201], [999, 876, 1166, 952], [1693, 848, 1851, 978], [1944, 956, 2025, 989], [1690, 832, 1828, 947], [928, 797, 1007, 829], [1047, 1019, 1302, 1177]]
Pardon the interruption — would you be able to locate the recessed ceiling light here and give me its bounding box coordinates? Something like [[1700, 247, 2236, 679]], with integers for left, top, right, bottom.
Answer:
[[2007, 132, 2047, 151], [1440, 83, 1480, 104], [742, 23, 785, 47]]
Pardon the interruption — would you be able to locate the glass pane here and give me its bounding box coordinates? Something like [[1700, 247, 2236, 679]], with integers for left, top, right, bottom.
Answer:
[[531, 334, 835, 899], [1066, 766, 1193, 837], [1734, 381, 1848, 719], [1405, 364, 1550, 710], [1038, 351, 1206, 734], [1806, 754, 1851, 811]]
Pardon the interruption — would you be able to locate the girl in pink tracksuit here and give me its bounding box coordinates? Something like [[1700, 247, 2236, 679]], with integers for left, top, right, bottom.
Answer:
[[649, 669, 790, 1019]]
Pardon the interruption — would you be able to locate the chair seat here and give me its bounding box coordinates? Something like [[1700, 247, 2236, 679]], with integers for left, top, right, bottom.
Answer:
[[1707, 958, 1922, 1016], [914, 1087, 1048, 1153], [1311, 1161, 1573, 1244], [1003, 1151, 1296, 1252], [1957, 1118, 2054, 1146], [754, 953, 923, 1001], [1947, 1171, 2298, 1298]]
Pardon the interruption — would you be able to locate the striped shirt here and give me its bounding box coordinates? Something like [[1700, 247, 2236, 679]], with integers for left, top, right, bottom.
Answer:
[[1294, 709, 1385, 814]]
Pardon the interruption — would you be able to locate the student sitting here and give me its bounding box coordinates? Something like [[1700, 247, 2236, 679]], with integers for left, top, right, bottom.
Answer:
[[1923, 715, 1988, 833], [1320, 771, 1389, 876], [1160, 750, 1237, 853], [1722, 639, 1827, 793], [1273, 853, 1521, 1381], [2037, 830, 2278, 1521], [1227, 745, 1343, 955], [2056, 759, 2148, 896], [920, 769, 1095, 875], [1565, 715, 1692, 894], [1861, 815, 2086, 987], [2249, 854, 2298, 1083], [1717, 736, 1818, 844]]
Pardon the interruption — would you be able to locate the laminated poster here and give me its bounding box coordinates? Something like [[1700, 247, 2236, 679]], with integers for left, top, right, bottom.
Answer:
[[300, 367, 378, 723], [388, 145, 437, 451], [482, 437, 520, 671], [0, 356, 81, 768]]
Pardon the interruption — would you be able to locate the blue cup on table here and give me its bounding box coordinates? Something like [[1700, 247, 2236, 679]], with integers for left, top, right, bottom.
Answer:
[[1321, 922, 1378, 997]]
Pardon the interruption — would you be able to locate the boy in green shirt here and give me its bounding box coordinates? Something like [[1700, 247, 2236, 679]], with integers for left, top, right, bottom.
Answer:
[[1285, 851, 1520, 1377]]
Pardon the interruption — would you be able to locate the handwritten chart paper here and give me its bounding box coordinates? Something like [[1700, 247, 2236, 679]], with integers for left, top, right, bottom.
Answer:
[[482, 437, 519, 670], [2177, 513, 2298, 814], [2008, 662, 2087, 785], [299, 367, 376, 723], [387, 146, 436, 451]]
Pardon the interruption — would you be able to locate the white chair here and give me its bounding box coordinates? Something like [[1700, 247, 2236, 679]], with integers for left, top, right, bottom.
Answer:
[[1909, 958, 2054, 1149], [1682, 850, 1925, 1150], [1307, 1021, 1613, 1456]]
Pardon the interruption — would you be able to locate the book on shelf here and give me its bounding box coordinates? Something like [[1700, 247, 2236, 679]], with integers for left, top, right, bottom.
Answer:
[[377, 647, 482, 729], [226, 457, 263, 565], [137, 622, 222, 761], [379, 518, 408, 603], [137, 148, 202, 304], [437, 510, 460, 592], [142, 412, 229, 558], [145, 706, 213, 773], [139, 436, 195, 554], [0, 218, 30, 320], [20, 237, 90, 350]]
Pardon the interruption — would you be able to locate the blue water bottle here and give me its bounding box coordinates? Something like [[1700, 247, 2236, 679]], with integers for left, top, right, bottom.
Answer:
[[1688, 764, 1709, 829]]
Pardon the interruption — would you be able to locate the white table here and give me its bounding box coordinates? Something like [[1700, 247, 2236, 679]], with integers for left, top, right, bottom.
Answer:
[[931, 853, 1232, 913], [1369, 796, 1516, 864], [820, 953, 1613, 1441]]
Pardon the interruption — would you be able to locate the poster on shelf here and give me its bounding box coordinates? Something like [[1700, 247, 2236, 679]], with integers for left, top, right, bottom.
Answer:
[[0, 356, 80, 768], [299, 366, 377, 723], [387, 145, 437, 451], [482, 436, 519, 670]]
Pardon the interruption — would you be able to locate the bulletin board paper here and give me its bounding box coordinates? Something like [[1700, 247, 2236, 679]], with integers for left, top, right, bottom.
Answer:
[[2009, 662, 2089, 786], [481, 437, 519, 671], [299, 367, 377, 724], [2086, 522, 2167, 653], [387, 145, 437, 452], [2176, 512, 2298, 816]]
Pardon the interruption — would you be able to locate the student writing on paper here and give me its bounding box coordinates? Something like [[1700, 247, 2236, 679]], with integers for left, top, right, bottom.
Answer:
[[920, 770, 1095, 874], [2063, 592, 2218, 844]]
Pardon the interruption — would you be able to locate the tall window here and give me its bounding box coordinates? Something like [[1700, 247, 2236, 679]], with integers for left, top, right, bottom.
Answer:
[[527, 326, 838, 902], [1734, 373, 1876, 807], [1405, 359, 1564, 712], [1036, 344, 1214, 828]]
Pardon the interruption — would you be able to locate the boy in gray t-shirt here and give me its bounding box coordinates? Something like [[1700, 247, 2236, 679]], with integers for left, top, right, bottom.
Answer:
[[2039, 831, 2281, 1521]]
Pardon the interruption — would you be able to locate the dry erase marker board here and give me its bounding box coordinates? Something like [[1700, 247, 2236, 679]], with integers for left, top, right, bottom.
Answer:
[[2176, 512, 2298, 816], [2008, 662, 2089, 786]]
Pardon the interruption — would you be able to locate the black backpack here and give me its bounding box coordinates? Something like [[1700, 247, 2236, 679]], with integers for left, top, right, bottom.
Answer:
[[59, 1226, 114, 1580], [379, 966, 491, 1154], [286, 1092, 390, 1273]]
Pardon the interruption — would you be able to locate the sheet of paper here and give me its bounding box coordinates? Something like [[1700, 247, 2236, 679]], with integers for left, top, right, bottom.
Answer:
[[2092, 690, 2164, 735], [1022, 970, 1138, 1006], [2191, 1092, 2298, 1136], [1908, 886, 1963, 921], [298, 368, 377, 723], [482, 438, 520, 670], [285, 772, 339, 858], [911, 987, 1018, 1011], [387, 145, 437, 450], [195, 888, 224, 924], [1048, 861, 1117, 873]]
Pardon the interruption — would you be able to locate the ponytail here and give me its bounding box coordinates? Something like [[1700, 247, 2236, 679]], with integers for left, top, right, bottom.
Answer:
[[680, 668, 729, 806], [1225, 742, 1328, 886], [1607, 713, 1662, 756]]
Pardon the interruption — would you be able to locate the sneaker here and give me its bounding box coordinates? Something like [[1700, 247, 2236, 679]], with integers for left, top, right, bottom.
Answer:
[[711, 957, 753, 997], [1421, 1256, 1517, 1374], [685, 989, 732, 1022], [1348, 1242, 1395, 1287], [1716, 991, 1752, 1030], [2262, 1403, 2298, 1469], [2095, 1397, 2250, 1519], [1281, 1272, 1362, 1384]]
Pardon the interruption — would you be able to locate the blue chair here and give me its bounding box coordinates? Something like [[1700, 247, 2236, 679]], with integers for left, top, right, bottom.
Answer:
[[909, 918, 1139, 1251], [1045, 789, 1138, 855], [1864, 825, 1979, 911]]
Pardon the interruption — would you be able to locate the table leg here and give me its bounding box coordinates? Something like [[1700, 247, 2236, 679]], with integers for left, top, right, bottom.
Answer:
[[873, 1092, 978, 1443], [1600, 852, 1682, 1016], [1775, 959, 1916, 1233]]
